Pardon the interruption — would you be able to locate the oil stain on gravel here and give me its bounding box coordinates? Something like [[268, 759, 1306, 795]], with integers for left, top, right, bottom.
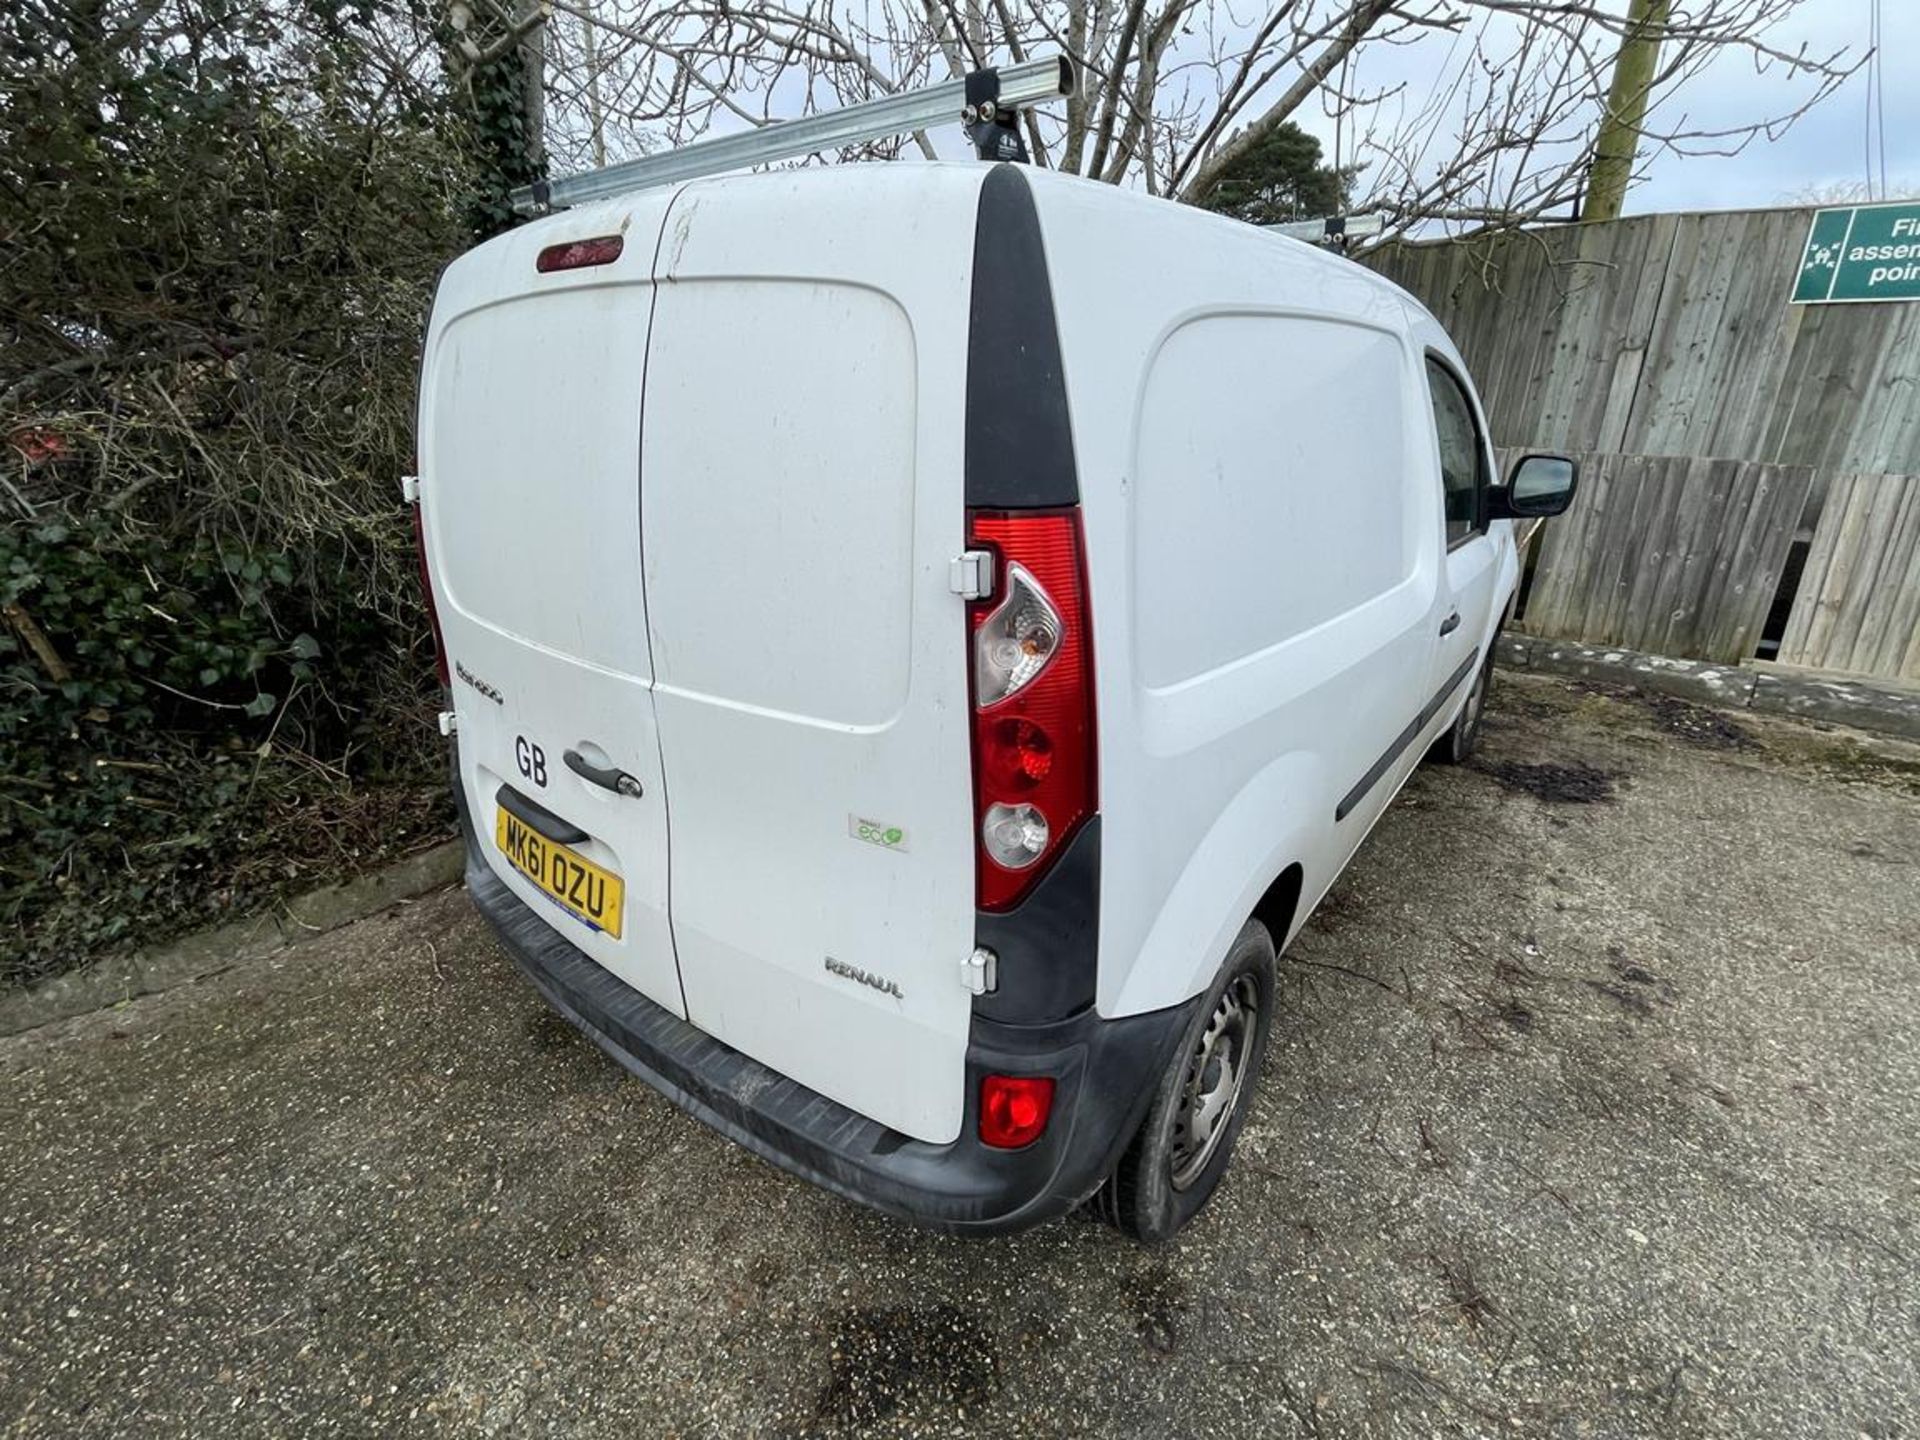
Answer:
[[812, 1304, 998, 1428], [1473, 758, 1619, 803], [1574, 682, 1757, 750], [522, 1007, 586, 1054], [1120, 1261, 1189, 1355], [1635, 691, 1756, 749]]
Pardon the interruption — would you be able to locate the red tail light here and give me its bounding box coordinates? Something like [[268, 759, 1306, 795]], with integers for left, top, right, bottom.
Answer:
[[411, 502, 450, 688], [979, 1074, 1055, 1149], [966, 508, 1096, 912]]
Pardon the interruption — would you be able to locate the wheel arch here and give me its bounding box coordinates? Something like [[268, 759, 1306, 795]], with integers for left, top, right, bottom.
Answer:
[[1249, 861, 1306, 956], [1103, 750, 1325, 1017]]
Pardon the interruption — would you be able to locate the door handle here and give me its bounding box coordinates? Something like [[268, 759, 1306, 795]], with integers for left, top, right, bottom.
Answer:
[[1439, 611, 1462, 636], [496, 784, 590, 844], [564, 749, 644, 798]]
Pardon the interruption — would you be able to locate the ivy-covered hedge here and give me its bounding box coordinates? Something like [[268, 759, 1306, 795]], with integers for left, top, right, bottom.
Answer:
[[0, 0, 522, 983], [0, 515, 442, 975]]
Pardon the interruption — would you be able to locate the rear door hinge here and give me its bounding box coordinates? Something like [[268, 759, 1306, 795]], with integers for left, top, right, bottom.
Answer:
[[961, 946, 998, 996], [401, 474, 421, 505], [949, 549, 994, 600]]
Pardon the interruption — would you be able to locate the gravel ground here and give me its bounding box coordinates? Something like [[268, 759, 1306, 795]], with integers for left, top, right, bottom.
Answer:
[[3, 672, 1917, 1439]]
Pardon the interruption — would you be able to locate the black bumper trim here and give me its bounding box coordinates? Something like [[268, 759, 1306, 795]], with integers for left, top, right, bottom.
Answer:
[[461, 834, 1194, 1236]]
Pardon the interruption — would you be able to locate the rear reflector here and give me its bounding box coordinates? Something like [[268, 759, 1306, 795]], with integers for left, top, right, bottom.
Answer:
[[536, 235, 624, 273], [966, 509, 1096, 911], [979, 1075, 1055, 1149]]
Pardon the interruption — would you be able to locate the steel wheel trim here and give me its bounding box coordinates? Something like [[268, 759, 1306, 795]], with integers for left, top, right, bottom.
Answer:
[[1169, 973, 1261, 1191]]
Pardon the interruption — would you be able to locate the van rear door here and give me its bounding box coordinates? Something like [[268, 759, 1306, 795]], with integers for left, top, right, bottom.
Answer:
[[639, 171, 983, 1144], [420, 196, 685, 1018]]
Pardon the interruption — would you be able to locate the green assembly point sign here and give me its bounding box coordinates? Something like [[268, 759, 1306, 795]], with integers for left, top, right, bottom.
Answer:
[[1792, 201, 1920, 304]]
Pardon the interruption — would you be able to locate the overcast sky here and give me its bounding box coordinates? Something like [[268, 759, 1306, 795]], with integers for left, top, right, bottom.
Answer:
[[1631, 0, 1914, 210], [551, 0, 1914, 217], [1306, 0, 1916, 216]]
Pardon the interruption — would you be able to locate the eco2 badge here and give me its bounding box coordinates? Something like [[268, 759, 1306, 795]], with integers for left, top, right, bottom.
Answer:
[[848, 814, 909, 852]]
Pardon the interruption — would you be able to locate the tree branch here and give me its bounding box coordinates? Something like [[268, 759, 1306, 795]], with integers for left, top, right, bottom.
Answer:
[[1180, 0, 1396, 204]]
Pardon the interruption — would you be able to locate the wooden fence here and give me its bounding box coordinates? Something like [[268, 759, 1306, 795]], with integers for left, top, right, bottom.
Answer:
[[1369, 210, 1920, 682], [1368, 209, 1920, 488], [1777, 471, 1920, 682], [1512, 451, 1814, 663]]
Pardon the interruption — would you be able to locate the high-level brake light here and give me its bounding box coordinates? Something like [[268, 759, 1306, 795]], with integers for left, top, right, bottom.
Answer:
[[536, 235, 624, 273]]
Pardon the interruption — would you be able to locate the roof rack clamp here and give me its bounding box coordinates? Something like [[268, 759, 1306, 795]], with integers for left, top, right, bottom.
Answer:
[[963, 65, 1031, 164]]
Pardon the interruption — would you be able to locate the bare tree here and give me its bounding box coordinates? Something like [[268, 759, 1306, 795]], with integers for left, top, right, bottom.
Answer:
[[1783, 178, 1919, 206], [1342, 1, 1857, 238], [523, 0, 1857, 235]]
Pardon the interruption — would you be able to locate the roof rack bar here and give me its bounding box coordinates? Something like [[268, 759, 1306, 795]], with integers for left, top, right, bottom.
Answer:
[[511, 55, 1074, 216], [1263, 212, 1387, 246]]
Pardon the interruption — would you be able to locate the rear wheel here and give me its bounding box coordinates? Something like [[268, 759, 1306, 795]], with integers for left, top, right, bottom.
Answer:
[[1432, 641, 1495, 765], [1097, 920, 1275, 1243]]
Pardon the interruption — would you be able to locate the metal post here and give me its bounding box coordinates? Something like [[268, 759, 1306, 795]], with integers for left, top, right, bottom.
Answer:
[[1586, 0, 1670, 223]]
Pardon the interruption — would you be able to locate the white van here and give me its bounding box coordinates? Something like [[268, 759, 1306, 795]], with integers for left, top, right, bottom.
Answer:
[[413, 161, 1575, 1240]]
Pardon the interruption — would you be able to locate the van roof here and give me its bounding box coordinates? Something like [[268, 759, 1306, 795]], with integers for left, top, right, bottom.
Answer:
[[495, 161, 1420, 311], [1010, 163, 1421, 314]]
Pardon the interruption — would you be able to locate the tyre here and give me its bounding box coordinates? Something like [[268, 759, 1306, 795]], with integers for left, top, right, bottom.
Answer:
[[1098, 919, 1275, 1243], [1431, 641, 1495, 765]]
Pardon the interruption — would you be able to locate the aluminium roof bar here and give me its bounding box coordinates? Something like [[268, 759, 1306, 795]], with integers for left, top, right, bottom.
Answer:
[[511, 55, 1074, 217], [1263, 213, 1387, 245]]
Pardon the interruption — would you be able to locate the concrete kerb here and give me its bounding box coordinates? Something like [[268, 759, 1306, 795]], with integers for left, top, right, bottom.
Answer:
[[0, 839, 465, 1037], [1498, 633, 1920, 742]]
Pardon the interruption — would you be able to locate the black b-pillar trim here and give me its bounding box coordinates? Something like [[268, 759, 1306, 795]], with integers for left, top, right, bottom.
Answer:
[[967, 164, 1096, 1025], [965, 165, 1078, 509]]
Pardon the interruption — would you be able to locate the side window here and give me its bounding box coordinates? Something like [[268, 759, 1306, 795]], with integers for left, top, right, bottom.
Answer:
[[1425, 357, 1486, 547]]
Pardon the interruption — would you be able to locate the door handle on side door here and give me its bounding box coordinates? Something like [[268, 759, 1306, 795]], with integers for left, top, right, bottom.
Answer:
[[1439, 611, 1462, 636], [564, 748, 645, 799]]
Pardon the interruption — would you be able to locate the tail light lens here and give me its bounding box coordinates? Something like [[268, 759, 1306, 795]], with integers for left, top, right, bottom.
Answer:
[[975, 564, 1062, 704], [967, 509, 1096, 911], [979, 1074, 1055, 1149], [411, 502, 450, 688]]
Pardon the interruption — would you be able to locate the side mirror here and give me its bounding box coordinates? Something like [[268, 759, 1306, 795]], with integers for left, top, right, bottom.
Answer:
[[1488, 453, 1578, 520]]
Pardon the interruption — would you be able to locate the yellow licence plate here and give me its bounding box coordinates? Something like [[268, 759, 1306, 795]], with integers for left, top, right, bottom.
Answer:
[[494, 807, 625, 939]]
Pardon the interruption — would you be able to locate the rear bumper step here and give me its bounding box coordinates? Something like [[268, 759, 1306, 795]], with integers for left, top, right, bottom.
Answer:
[[460, 831, 1194, 1236]]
